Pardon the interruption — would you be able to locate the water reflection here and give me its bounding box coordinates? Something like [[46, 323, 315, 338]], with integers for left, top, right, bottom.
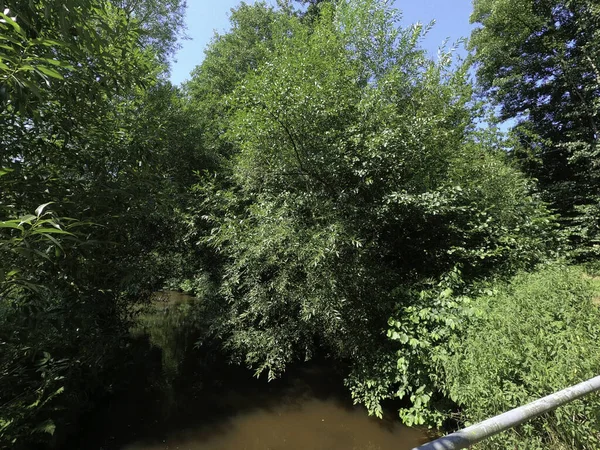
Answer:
[[63, 291, 429, 450], [132, 291, 197, 382], [124, 396, 426, 450], [122, 362, 427, 450]]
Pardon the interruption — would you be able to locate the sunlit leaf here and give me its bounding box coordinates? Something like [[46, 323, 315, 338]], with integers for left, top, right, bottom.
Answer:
[[36, 66, 63, 80], [31, 228, 73, 235], [35, 203, 53, 217]]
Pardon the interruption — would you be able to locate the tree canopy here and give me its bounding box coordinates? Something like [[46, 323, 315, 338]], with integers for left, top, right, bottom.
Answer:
[[470, 0, 600, 258], [1, 1, 599, 449], [195, 0, 556, 422]]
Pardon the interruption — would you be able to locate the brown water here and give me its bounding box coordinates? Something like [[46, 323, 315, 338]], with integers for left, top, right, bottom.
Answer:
[[123, 373, 427, 450], [115, 364, 429, 450], [63, 291, 430, 450]]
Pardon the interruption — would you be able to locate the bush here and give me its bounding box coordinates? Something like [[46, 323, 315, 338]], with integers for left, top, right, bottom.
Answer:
[[0, 207, 134, 448], [444, 265, 600, 449]]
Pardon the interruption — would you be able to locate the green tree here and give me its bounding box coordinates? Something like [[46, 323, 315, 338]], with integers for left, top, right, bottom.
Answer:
[[113, 0, 188, 62], [184, 1, 280, 160], [0, 1, 193, 447], [470, 0, 600, 258], [197, 0, 556, 421]]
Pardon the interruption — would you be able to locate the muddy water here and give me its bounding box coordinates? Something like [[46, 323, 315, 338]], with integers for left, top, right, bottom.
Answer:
[[63, 291, 430, 450], [123, 369, 428, 450]]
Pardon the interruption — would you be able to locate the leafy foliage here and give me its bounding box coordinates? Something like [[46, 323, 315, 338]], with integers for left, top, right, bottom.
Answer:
[[184, 1, 280, 161], [112, 0, 188, 61], [470, 0, 600, 258], [195, 0, 558, 422], [2, 1, 598, 448], [0, 204, 125, 447], [0, 0, 194, 447], [444, 266, 600, 449]]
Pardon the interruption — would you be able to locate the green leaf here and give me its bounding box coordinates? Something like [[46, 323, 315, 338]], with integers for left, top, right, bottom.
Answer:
[[0, 13, 23, 36], [32, 38, 63, 47], [36, 66, 63, 80], [41, 58, 73, 69], [31, 228, 73, 236], [0, 220, 23, 230], [0, 32, 25, 46], [32, 420, 56, 436], [35, 202, 53, 217], [0, 167, 13, 177]]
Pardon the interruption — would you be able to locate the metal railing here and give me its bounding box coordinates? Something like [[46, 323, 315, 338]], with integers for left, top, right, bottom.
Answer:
[[412, 375, 600, 450]]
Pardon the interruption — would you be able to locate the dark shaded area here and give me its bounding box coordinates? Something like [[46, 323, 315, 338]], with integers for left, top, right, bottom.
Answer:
[[59, 294, 429, 450], [62, 360, 429, 450]]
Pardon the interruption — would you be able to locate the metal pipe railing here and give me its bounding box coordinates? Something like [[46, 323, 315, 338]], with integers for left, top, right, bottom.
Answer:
[[412, 375, 600, 450]]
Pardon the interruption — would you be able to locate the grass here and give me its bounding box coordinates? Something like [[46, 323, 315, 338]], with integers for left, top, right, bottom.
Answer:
[[590, 278, 600, 305], [581, 261, 600, 305]]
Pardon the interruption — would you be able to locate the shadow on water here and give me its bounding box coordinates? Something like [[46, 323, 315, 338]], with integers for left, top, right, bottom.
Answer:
[[61, 291, 430, 450]]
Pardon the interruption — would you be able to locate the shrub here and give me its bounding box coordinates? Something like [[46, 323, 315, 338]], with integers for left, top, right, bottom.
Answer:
[[444, 265, 600, 449]]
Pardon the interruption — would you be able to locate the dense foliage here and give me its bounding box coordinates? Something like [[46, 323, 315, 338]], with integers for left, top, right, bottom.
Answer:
[[2, 0, 599, 449], [470, 0, 600, 258], [0, 1, 200, 447], [195, 0, 558, 421], [445, 266, 600, 449]]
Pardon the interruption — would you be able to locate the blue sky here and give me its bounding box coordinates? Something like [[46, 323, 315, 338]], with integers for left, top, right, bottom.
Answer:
[[169, 0, 475, 85]]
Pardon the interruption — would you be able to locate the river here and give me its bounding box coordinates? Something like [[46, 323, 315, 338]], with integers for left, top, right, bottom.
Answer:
[[62, 291, 430, 450]]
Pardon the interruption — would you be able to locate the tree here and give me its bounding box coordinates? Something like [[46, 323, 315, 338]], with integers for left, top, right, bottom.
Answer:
[[197, 0, 556, 421], [0, 1, 193, 447], [112, 0, 188, 63], [184, 1, 280, 160], [470, 0, 600, 258]]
